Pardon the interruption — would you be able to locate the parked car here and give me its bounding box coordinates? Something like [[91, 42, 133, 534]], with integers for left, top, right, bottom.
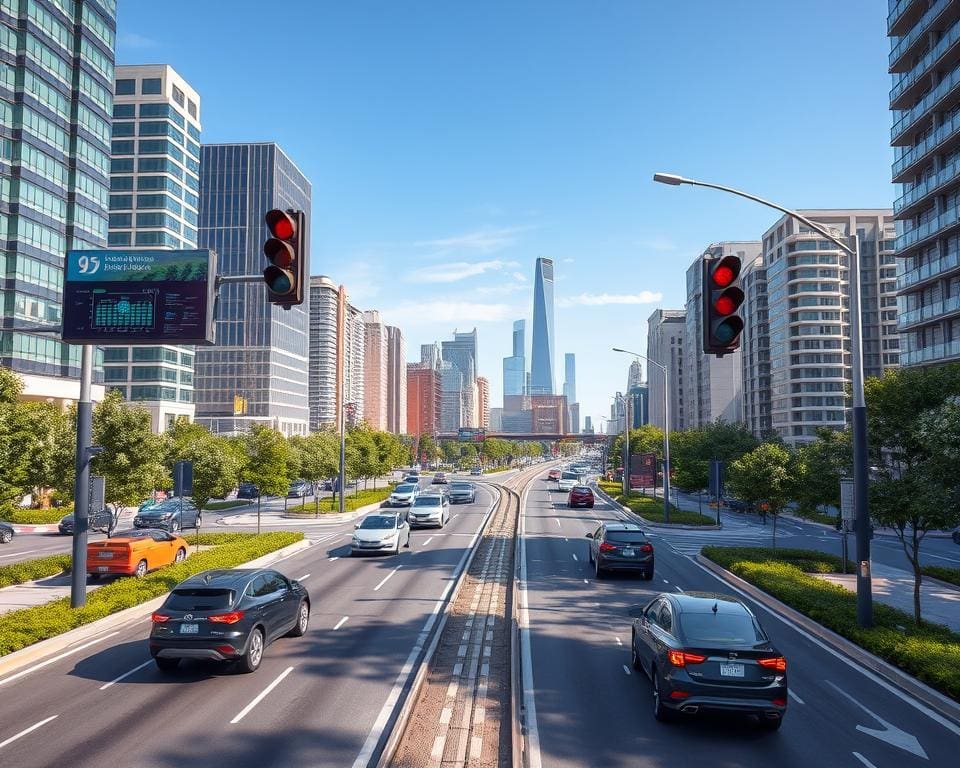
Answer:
[[470, 466, 483, 476], [237, 483, 260, 499], [88, 528, 189, 579], [568, 485, 595, 509], [58, 507, 118, 536], [448, 481, 477, 504], [386, 482, 420, 507], [547, 469, 561, 481], [408, 493, 450, 528], [288, 479, 312, 498], [0, 522, 13, 544], [558, 470, 579, 492], [630, 592, 787, 730], [586, 522, 654, 579], [432, 472, 449, 485], [150, 568, 311, 673], [351, 513, 410, 555], [133, 498, 201, 533], [723, 495, 752, 513], [402, 475, 421, 485]]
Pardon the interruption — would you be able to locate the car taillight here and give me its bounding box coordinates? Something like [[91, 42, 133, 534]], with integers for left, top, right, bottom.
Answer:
[[639, 543, 654, 553], [598, 541, 617, 553], [667, 650, 706, 667], [208, 611, 245, 624], [669, 691, 690, 699], [151, 613, 169, 623], [758, 657, 787, 672], [217, 645, 238, 655], [772, 698, 787, 707]]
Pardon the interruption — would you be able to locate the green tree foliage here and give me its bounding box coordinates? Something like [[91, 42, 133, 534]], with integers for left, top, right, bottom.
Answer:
[[290, 430, 339, 513], [164, 420, 240, 511], [791, 428, 852, 516], [727, 443, 793, 549], [670, 420, 759, 492], [416, 434, 439, 466], [346, 426, 379, 487], [242, 424, 292, 497]]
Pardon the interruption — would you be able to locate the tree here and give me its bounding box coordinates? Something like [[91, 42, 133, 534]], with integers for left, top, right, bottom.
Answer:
[[346, 426, 378, 489], [669, 420, 759, 492], [243, 424, 292, 533], [291, 431, 339, 514], [164, 422, 239, 513], [727, 443, 793, 549], [441, 440, 461, 465], [416, 434, 439, 467], [792, 428, 852, 517]]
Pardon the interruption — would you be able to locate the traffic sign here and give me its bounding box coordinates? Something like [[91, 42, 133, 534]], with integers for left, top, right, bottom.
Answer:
[[840, 478, 855, 522], [61, 249, 217, 345]]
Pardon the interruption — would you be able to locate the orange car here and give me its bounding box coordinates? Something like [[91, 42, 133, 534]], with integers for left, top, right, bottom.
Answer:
[[87, 529, 189, 579], [547, 469, 561, 481]]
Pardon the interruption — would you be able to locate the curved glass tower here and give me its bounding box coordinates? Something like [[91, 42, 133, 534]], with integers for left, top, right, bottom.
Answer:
[[530, 257, 555, 395]]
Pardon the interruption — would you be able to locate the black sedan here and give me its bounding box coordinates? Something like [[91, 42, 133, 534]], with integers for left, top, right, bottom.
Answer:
[[133, 498, 201, 533], [586, 522, 654, 579], [150, 568, 310, 673], [631, 592, 787, 730], [448, 481, 477, 504], [288, 479, 312, 498], [0, 522, 13, 544], [58, 507, 118, 536]]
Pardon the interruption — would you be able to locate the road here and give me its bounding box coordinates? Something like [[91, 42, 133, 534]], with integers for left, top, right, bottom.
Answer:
[[0, 480, 499, 768], [522, 475, 959, 768]]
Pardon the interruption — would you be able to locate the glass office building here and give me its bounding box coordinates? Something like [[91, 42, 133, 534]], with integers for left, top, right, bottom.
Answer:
[[530, 257, 555, 395], [1, 0, 116, 404], [194, 143, 311, 436]]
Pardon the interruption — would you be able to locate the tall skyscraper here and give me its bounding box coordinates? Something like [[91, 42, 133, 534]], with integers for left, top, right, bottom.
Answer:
[[421, 342, 441, 369], [104, 65, 200, 432], [195, 143, 311, 436], [442, 328, 478, 427], [888, 2, 960, 367], [569, 402, 580, 435], [407, 363, 440, 437], [530, 257, 556, 395], [385, 324, 406, 434], [562, 352, 576, 403], [476, 375, 490, 429], [583, 415, 594, 434], [503, 319, 526, 397], [362, 310, 388, 431], [439, 360, 464, 433], [308, 276, 364, 431], [627, 359, 643, 390], [1, 0, 116, 404], [646, 308, 686, 432]]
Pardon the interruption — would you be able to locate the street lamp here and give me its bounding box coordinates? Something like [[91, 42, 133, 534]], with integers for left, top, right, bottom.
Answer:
[[612, 347, 671, 523], [653, 171, 873, 628]]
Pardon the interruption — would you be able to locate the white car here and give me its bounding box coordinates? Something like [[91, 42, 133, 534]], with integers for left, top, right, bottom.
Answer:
[[558, 470, 579, 492], [387, 482, 420, 507], [408, 493, 450, 528], [351, 513, 410, 555]]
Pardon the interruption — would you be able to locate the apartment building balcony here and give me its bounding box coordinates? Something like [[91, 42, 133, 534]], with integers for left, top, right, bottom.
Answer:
[[893, 154, 960, 217], [891, 15, 960, 109], [891, 58, 960, 145], [889, 0, 929, 37], [897, 248, 960, 291], [898, 292, 960, 329], [895, 200, 960, 251], [900, 337, 960, 364], [892, 106, 960, 181], [890, 0, 952, 72]]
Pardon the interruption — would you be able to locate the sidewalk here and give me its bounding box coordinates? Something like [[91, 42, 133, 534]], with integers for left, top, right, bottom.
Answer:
[[812, 562, 960, 632], [0, 573, 99, 616]]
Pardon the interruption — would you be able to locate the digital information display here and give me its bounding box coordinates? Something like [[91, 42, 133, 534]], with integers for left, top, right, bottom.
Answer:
[[61, 249, 217, 345]]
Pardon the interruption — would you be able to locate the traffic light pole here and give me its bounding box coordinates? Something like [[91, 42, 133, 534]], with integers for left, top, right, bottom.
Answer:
[[653, 172, 873, 627], [70, 344, 93, 609]]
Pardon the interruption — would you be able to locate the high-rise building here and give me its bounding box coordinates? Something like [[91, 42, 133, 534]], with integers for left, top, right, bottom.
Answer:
[[503, 319, 526, 396], [195, 143, 311, 436], [754, 210, 897, 445], [1, 0, 116, 405], [629, 385, 649, 428], [362, 310, 388, 431], [489, 407, 503, 431], [888, 2, 960, 367], [439, 360, 464, 433], [531, 394, 568, 434], [477, 375, 490, 429], [627, 359, 643, 390], [562, 352, 576, 429], [406, 363, 440, 437], [308, 276, 364, 431], [421, 342, 441, 370], [569, 402, 580, 434], [685, 243, 759, 427], [740, 255, 770, 437], [385, 324, 406, 434], [583, 415, 594, 434], [646, 309, 686, 432], [103, 65, 200, 432], [442, 328, 478, 427], [530, 257, 556, 394]]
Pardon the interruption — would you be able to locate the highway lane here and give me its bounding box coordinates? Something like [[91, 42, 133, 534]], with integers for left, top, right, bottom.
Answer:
[[523, 477, 959, 768], [0, 481, 499, 768]]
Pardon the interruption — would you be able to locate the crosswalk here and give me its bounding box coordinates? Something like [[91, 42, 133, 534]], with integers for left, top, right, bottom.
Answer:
[[643, 515, 794, 556]]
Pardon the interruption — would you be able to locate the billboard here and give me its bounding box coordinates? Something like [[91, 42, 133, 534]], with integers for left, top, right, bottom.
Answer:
[[629, 452, 657, 488], [458, 427, 486, 443], [61, 249, 217, 345]]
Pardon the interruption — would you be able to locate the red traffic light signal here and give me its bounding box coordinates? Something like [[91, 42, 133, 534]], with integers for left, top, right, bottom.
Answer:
[[263, 209, 306, 306], [702, 254, 744, 356]]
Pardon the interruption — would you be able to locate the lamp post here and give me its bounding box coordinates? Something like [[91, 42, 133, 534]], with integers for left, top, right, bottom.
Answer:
[[653, 172, 872, 627], [612, 348, 671, 523]]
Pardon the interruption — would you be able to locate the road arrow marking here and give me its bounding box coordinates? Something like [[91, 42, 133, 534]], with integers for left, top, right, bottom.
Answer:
[[824, 680, 928, 759]]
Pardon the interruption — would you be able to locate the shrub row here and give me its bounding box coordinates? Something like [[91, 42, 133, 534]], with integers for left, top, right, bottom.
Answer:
[[598, 482, 714, 527], [0, 507, 71, 525], [287, 485, 395, 515], [0, 553, 72, 589], [790, 508, 838, 526], [703, 546, 853, 574], [701, 546, 960, 701], [0, 531, 303, 657], [203, 500, 251, 511], [922, 565, 960, 588]]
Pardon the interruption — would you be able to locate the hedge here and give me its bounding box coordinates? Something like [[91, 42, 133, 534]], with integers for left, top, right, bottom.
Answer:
[[922, 565, 960, 588], [596, 481, 713, 527], [701, 546, 960, 701], [0, 531, 303, 657], [203, 500, 251, 511], [287, 486, 394, 515], [0, 507, 71, 525], [0, 553, 73, 589]]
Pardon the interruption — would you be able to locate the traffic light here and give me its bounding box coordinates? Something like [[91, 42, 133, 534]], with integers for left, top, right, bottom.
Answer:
[[702, 254, 744, 356], [263, 209, 306, 307]]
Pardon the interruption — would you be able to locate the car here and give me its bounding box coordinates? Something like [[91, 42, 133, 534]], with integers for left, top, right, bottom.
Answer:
[[0, 522, 13, 544], [58, 507, 118, 536], [133, 498, 201, 533], [287, 479, 312, 498], [88, 528, 189, 579], [149, 568, 311, 673], [568, 485, 595, 509], [470, 466, 483, 476], [586, 522, 654, 579], [386, 482, 420, 507], [237, 482, 260, 499], [558, 470, 579, 492], [723, 496, 751, 512], [403, 475, 421, 485], [351, 513, 410, 555], [448, 481, 477, 504], [547, 469, 561, 481], [432, 472, 448, 485], [630, 592, 787, 730], [408, 493, 450, 528], [952, 526, 960, 545]]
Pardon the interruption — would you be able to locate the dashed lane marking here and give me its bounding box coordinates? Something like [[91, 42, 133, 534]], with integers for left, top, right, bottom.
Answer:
[[0, 715, 58, 750], [334, 616, 349, 631]]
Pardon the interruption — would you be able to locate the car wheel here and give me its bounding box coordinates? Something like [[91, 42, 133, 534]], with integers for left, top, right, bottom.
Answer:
[[195, 514, 202, 529], [170, 520, 181, 533], [587, 502, 594, 508], [174, 547, 186, 564], [155, 657, 180, 673], [652, 668, 672, 722], [287, 600, 310, 637], [631, 632, 642, 671], [135, 559, 148, 578], [1, 530, 12, 544], [759, 716, 783, 732], [239, 627, 265, 673]]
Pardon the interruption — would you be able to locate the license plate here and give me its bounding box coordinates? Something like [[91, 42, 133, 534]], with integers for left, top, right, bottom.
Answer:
[[98, 552, 114, 559], [180, 623, 199, 634], [720, 663, 744, 677], [97, 565, 110, 572], [621, 548, 635, 557]]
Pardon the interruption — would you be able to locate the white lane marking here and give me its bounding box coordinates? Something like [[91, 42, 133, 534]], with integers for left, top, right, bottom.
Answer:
[[571, 553, 578, 562], [788, 689, 805, 705], [0, 549, 40, 559], [230, 666, 295, 725], [852, 753, 879, 768], [0, 715, 58, 750], [423, 536, 434, 546], [99, 659, 154, 691], [334, 616, 349, 631], [330, 556, 340, 562], [622, 664, 631, 675], [373, 566, 401, 592], [518, 481, 543, 768], [675, 586, 684, 593], [662, 579, 669, 584], [555, 518, 561, 528], [823, 679, 928, 759], [0, 632, 120, 688], [615, 636, 622, 646], [298, 573, 311, 581], [583, 579, 588, 584]]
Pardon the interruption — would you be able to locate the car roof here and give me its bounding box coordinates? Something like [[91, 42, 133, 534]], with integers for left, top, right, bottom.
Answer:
[[665, 592, 752, 616], [602, 522, 643, 532], [175, 568, 270, 589]]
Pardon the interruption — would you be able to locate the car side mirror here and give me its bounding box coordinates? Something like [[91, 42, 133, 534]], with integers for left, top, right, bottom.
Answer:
[[354, 523, 361, 529], [585, 532, 593, 539]]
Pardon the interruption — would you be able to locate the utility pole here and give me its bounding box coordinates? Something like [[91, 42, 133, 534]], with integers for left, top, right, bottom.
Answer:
[[70, 345, 93, 608]]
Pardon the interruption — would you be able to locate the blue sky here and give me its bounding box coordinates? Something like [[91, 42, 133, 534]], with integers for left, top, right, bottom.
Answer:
[[116, 0, 894, 430]]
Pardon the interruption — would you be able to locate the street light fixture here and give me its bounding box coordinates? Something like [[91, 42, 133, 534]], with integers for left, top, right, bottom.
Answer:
[[612, 347, 671, 523], [653, 171, 873, 628]]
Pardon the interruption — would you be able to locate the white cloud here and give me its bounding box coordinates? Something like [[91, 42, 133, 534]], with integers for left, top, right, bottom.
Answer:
[[558, 291, 663, 308], [118, 32, 159, 49], [562, 257, 575, 264], [414, 226, 532, 255], [381, 301, 515, 327], [636, 236, 679, 253], [321, 259, 382, 304], [510, 271, 527, 282], [475, 281, 527, 296], [406, 259, 518, 284]]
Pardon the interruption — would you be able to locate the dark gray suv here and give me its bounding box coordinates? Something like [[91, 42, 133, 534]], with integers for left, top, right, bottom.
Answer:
[[586, 522, 654, 579], [133, 498, 200, 533]]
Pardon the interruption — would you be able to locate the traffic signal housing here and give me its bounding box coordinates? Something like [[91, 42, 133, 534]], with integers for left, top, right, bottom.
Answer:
[[702, 254, 744, 356], [263, 209, 306, 307]]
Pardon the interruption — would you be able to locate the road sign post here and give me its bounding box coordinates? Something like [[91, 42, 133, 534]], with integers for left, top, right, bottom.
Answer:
[[840, 477, 855, 574]]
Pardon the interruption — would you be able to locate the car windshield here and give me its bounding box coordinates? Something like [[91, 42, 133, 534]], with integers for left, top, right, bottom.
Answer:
[[680, 612, 768, 646], [166, 588, 234, 611], [450, 483, 472, 490], [561, 472, 578, 480], [415, 496, 441, 506], [359, 516, 396, 530], [605, 531, 647, 544], [395, 484, 417, 493], [572, 486, 591, 493]]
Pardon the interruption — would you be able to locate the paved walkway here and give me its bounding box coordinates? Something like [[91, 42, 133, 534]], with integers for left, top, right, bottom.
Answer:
[[0, 573, 99, 616]]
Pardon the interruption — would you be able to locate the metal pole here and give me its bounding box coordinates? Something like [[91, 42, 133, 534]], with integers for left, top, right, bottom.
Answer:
[[621, 395, 629, 497], [848, 234, 873, 627], [339, 404, 347, 515], [70, 344, 93, 609], [661, 362, 671, 523]]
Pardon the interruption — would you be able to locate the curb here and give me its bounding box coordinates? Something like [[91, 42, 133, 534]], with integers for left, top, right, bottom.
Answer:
[[0, 537, 312, 684], [10, 524, 60, 534], [695, 553, 960, 727], [591, 484, 721, 531]]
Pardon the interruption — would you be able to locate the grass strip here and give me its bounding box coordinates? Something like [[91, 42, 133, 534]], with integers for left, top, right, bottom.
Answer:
[[286, 486, 395, 515], [922, 564, 960, 588], [0, 554, 73, 589], [597, 480, 714, 526]]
